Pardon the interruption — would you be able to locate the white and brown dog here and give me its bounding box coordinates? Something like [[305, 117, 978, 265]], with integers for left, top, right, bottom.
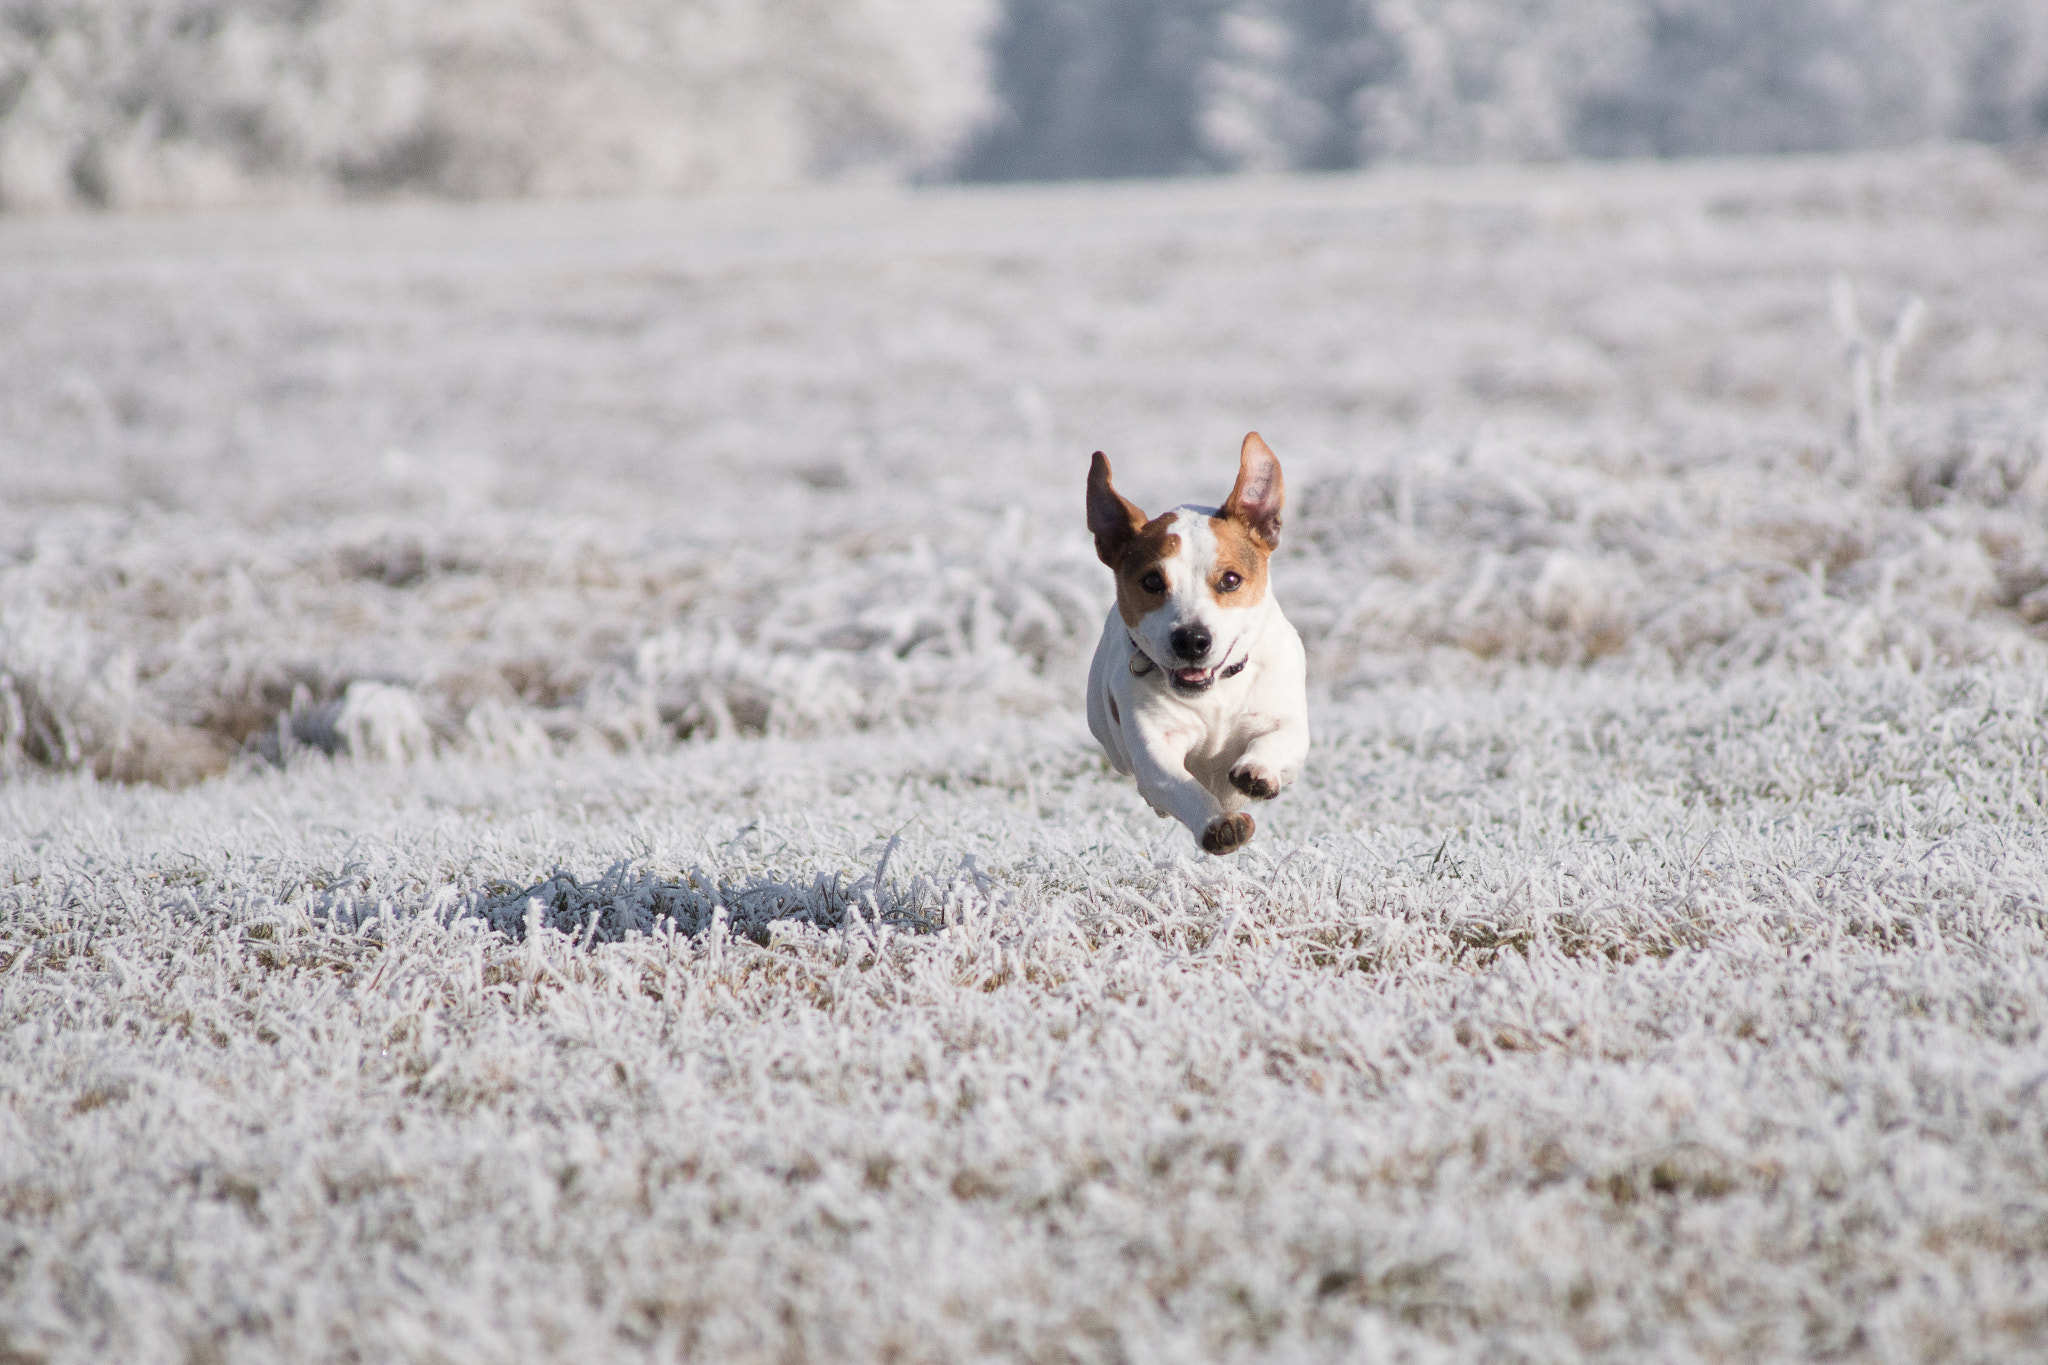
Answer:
[[1085, 432, 1309, 855]]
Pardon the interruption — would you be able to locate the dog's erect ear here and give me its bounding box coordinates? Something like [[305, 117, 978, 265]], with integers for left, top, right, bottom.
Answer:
[[1087, 451, 1147, 567], [1221, 431, 1284, 550]]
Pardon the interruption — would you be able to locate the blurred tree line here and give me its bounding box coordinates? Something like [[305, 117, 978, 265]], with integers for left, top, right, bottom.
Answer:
[[961, 0, 2048, 178], [4, 0, 2046, 210]]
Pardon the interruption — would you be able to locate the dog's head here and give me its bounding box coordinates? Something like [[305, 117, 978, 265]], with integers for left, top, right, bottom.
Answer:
[[1086, 432, 1285, 694]]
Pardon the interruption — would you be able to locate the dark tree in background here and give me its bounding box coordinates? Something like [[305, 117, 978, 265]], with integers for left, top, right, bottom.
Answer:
[[954, 0, 1226, 179], [955, 0, 1402, 179]]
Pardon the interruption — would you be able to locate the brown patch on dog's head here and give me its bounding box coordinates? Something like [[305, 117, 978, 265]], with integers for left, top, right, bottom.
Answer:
[[1088, 452, 1189, 629], [1207, 513, 1269, 609], [1111, 514, 1183, 628]]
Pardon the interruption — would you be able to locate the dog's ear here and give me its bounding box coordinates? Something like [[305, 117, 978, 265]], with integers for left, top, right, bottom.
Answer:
[[1087, 451, 1147, 567], [1221, 431, 1284, 550]]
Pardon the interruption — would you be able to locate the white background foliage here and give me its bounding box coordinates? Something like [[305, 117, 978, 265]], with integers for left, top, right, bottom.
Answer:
[[0, 0, 997, 209], [8, 0, 2048, 208]]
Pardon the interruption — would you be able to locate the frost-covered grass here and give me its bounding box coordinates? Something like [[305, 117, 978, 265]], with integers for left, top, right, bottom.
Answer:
[[5, 151, 2048, 1361], [7, 670, 2048, 1361], [8, 148, 2048, 783]]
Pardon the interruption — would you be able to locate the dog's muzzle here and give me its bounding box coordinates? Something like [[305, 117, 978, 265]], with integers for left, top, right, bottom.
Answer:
[[1131, 635, 1245, 693]]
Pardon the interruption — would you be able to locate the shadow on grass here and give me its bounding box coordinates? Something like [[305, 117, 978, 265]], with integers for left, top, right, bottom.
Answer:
[[460, 837, 970, 945]]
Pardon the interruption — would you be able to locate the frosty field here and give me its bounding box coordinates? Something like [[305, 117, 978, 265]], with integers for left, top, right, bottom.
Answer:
[[5, 148, 2048, 1361]]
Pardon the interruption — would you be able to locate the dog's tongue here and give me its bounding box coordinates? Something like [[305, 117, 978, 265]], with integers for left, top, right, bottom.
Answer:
[[1173, 666, 1211, 686]]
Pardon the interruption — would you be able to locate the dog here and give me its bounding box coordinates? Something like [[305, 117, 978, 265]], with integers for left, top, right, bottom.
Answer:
[[1085, 432, 1309, 855]]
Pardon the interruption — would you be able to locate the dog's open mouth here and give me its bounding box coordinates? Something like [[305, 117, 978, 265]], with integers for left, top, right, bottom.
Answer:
[[1171, 665, 1219, 692]]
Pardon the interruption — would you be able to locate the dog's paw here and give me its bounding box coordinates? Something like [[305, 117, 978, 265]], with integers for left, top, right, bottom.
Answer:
[[1201, 811, 1256, 855], [1229, 763, 1281, 800]]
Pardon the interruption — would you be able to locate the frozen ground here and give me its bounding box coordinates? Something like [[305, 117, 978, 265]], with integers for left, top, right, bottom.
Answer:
[[4, 147, 2048, 1361]]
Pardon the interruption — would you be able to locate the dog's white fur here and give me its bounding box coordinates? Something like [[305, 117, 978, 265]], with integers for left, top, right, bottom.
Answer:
[[1085, 433, 1309, 855]]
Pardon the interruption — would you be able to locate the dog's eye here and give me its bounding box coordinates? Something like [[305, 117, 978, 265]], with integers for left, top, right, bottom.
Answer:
[[1218, 571, 1242, 592], [1140, 571, 1166, 594]]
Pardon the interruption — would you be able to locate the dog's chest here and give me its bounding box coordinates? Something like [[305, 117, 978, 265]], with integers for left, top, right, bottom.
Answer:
[[1127, 663, 1266, 759]]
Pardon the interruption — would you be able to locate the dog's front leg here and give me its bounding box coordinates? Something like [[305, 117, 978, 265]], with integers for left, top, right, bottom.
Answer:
[[1127, 735, 1255, 856], [1229, 715, 1310, 802]]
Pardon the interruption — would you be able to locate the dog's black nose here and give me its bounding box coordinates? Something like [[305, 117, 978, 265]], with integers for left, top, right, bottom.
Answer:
[[1170, 624, 1212, 661]]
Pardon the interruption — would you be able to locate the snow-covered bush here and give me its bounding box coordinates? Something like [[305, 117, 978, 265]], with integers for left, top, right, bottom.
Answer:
[[0, 0, 995, 209], [1573, 0, 2048, 157]]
